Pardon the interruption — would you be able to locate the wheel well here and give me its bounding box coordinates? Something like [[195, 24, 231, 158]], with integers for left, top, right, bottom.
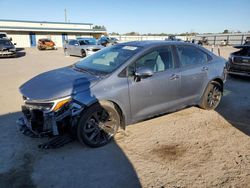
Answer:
[[107, 100, 126, 130], [88, 100, 126, 130], [211, 78, 224, 92]]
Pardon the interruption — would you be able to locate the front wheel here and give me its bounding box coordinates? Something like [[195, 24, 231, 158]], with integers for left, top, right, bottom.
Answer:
[[199, 82, 222, 110], [77, 101, 120, 147]]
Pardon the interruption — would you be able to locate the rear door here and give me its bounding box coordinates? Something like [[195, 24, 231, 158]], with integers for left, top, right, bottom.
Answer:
[[175, 45, 211, 104], [127, 46, 182, 121]]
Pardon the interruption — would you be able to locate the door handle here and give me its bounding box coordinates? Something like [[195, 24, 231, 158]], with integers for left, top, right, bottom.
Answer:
[[170, 74, 180, 80], [202, 66, 209, 71]]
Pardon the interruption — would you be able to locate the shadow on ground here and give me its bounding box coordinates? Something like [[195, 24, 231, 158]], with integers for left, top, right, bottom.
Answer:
[[0, 112, 141, 188], [216, 75, 250, 136]]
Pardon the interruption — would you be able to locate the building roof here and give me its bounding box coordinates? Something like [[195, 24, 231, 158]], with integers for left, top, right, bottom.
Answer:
[[0, 19, 93, 25], [0, 19, 106, 33], [0, 26, 106, 33]]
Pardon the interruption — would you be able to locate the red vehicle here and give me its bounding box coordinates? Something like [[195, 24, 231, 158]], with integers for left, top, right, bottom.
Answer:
[[37, 38, 57, 50]]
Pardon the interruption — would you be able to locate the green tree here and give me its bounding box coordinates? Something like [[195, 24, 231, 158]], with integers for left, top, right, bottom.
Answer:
[[223, 29, 229, 34]]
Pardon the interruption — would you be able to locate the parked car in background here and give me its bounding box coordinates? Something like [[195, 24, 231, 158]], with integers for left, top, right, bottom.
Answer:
[[165, 35, 182, 41], [64, 38, 103, 57], [0, 32, 8, 39], [110, 37, 119, 44], [227, 45, 250, 76], [0, 32, 12, 41], [0, 38, 16, 57], [98, 36, 118, 47], [17, 41, 227, 148], [244, 37, 250, 45], [37, 38, 57, 50]]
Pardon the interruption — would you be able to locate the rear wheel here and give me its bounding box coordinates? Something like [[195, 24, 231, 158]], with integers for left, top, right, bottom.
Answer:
[[77, 101, 120, 147], [199, 82, 222, 110]]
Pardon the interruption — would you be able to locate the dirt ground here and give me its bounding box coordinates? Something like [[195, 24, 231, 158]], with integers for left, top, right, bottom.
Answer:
[[0, 47, 249, 188]]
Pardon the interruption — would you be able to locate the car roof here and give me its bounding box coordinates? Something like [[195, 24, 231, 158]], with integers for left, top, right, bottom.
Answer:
[[119, 40, 187, 47]]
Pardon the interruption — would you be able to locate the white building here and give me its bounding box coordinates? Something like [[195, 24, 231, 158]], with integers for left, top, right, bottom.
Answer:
[[0, 19, 106, 47]]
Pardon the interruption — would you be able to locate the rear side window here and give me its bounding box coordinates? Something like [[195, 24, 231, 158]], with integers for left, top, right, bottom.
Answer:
[[176, 45, 209, 67]]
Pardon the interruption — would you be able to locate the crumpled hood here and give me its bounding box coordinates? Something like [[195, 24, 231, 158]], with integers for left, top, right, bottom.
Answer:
[[19, 66, 100, 101]]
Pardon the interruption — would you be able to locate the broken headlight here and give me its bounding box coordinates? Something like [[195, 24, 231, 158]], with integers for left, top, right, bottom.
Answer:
[[24, 97, 71, 112]]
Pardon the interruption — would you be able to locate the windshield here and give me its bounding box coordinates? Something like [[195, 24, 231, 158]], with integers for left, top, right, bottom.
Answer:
[[75, 45, 141, 74], [0, 40, 12, 45], [79, 38, 97, 45]]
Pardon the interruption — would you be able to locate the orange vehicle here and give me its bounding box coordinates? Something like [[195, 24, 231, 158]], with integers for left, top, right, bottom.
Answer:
[[37, 38, 57, 50]]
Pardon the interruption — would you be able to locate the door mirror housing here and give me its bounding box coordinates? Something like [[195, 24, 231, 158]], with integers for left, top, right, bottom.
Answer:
[[135, 67, 153, 79]]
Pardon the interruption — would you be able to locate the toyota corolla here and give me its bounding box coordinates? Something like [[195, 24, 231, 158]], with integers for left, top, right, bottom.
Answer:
[[17, 41, 227, 147]]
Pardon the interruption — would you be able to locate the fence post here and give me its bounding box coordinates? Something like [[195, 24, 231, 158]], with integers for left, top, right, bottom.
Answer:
[[217, 45, 221, 56], [241, 35, 244, 45], [227, 35, 229, 45]]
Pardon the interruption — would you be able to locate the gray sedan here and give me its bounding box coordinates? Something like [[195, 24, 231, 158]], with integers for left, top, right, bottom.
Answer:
[[64, 38, 103, 57], [18, 41, 227, 148]]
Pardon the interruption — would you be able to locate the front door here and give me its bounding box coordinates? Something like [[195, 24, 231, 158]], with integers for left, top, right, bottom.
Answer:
[[128, 47, 182, 121], [29, 33, 36, 47]]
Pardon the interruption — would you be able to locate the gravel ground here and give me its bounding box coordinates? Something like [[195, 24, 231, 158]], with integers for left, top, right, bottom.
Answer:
[[0, 47, 249, 188]]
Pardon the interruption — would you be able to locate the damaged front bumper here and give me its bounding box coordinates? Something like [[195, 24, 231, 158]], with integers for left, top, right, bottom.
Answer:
[[17, 98, 84, 138]]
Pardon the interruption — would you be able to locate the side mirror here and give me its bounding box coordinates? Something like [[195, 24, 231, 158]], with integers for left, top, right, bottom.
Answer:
[[14, 43, 17, 45], [135, 67, 153, 81], [10, 37, 12, 41]]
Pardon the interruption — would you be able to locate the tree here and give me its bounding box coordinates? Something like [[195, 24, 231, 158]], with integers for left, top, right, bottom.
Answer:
[[223, 29, 229, 34], [125, 32, 139, 36]]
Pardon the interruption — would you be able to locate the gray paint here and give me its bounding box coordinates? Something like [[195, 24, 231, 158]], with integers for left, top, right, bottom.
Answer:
[[19, 41, 227, 125]]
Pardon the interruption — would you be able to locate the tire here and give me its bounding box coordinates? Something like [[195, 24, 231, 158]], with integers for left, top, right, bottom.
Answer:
[[64, 48, 69, 56], [199, 82, 222, 110], [81, 49, 86, 58], [77, 101, 120, 147]]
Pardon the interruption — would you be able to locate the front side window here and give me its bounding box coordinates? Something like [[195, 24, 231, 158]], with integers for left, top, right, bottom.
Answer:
[[176, 45, 208, 67], [75, 45, 141, 74], [133, 47, 174, 73]]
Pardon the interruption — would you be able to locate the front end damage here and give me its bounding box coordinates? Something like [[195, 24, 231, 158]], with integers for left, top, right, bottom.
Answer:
[[17, 96, 84, 142]]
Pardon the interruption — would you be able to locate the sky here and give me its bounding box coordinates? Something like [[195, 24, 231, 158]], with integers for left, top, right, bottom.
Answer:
[[0, 0, 249, 34]]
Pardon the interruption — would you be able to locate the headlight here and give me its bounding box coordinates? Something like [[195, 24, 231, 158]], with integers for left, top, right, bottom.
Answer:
[[52, 97, 71, 111], [24, 97, 71, 112], [25, 101, 54, 111]]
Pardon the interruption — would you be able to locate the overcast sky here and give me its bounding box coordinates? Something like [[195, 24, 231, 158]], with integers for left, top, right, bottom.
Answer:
[[0, 0, 249, 34]]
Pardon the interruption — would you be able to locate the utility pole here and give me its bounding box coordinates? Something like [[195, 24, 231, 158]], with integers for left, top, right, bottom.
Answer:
[[64, 8, 67, 22]]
